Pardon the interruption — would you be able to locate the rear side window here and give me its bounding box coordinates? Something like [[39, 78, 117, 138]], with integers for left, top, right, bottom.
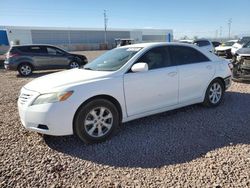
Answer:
[[17, 46, 47, 54], [194, 40, 210, 47], [169, 46, 210, 65]]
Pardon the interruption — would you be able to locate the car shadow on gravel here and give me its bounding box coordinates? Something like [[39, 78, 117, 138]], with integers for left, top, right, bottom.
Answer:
[[44, 91, 250, 168]]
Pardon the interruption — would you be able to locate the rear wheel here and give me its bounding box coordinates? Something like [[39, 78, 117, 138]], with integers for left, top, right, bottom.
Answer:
[[203, 79, 224, 107], [74, 99, 120, 144], [18, 63, 33, 76]]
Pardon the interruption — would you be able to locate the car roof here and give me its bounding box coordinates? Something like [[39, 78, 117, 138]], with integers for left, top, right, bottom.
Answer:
[[12, 44, 59, 48], [119, 42, 198, 49]]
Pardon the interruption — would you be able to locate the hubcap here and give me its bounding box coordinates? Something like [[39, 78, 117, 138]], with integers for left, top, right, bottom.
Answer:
[[209, 82, 222, 104], [84, 107, 113, 138], [20, 65, 31, 75], [70, 62, 79, 68]]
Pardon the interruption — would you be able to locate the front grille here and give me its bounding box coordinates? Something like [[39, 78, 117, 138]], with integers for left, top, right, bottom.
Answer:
[[19, 93, 33, 105], [18, 88, 39, 106]]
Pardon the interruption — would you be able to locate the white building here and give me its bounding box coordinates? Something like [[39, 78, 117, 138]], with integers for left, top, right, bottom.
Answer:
[[0, 26, 173, 51]]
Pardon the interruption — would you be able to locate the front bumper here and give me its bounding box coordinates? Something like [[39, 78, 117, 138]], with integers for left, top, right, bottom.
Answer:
[[224, 76, 232, 89], [18, 88, 74, 136]]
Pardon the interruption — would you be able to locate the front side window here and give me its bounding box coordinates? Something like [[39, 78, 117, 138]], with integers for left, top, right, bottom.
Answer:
[[136, 47, 171, 70], [84, 47, 141, 71], [47, 47, 57, 55], [169, 46, 210, 65]]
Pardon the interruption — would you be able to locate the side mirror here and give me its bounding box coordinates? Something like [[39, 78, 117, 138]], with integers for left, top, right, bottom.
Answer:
[[131, 62, 148, 73]]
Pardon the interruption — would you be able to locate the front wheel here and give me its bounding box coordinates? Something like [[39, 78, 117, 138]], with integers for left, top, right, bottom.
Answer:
[[203, 79, 225, 107], [69, 61, 80, 69], [74, 99, 120, 144]]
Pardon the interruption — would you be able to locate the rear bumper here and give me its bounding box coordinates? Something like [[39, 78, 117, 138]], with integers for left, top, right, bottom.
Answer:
[[4, 61, 17, 70]]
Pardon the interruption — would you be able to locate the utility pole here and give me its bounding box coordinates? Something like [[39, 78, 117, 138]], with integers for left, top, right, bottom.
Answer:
[[228, 18, 232, 39], [104, 10, 108, 44], [219, 26, 222, 39]]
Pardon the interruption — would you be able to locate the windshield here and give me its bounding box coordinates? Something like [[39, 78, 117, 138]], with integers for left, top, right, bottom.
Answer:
[[238, 37, 250, 45], [84, 47, 141, 71], [223, 41, 235, 46]]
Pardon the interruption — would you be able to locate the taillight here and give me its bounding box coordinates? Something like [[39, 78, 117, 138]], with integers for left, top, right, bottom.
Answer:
[[7, 52, 19, 58]]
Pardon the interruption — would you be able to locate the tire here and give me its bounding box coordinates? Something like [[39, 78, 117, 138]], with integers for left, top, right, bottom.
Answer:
[[203, 79, 225, 107], [69, 61, 80, 69], [74, 99, 120, 144], [18, 63, 33, 76]]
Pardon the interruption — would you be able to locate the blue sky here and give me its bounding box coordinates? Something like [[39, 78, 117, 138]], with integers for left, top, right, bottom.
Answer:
[[1, 0, 250, 39]]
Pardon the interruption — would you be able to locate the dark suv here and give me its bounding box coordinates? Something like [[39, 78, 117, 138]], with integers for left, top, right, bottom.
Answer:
[[4, 45, 88, 76]]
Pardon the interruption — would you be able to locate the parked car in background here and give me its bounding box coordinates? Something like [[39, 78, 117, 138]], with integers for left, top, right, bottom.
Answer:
[[4, 45, 88, 76], [232, 41, 250, 81], [215, 40, 238, 58], [178, 39, 194, 44], [231, 36, 250, 56], [18, 42, 232, 144], [212, 41, 222, 48], [193, 39, 214, 53]]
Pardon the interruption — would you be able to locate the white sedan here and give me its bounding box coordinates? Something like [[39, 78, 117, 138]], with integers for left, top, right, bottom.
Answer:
[[18, 43, 232, 144]]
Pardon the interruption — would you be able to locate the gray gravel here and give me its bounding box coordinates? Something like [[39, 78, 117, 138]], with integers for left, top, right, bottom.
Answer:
[[0, 51, 250, 187]]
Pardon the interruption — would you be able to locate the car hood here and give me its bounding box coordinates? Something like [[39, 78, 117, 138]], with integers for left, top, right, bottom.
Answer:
[[215, 46, 231, 51], [24, 68, 113, 93], [232, 43, 243, 49]]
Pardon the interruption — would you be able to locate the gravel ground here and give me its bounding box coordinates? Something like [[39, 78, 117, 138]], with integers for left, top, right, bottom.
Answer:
[[0, 51, 250, 187]]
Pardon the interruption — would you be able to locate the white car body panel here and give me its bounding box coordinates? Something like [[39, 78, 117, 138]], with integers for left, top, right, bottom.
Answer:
[[124, 66, 178, 116], [178, 61, 215, 103], [18, 42, 232, 136], [231, 43, 243, 55]]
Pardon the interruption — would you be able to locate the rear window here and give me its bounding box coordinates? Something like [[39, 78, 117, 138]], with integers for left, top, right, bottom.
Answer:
[[169, 46, 210, 65], [17, 46, 47, 54]]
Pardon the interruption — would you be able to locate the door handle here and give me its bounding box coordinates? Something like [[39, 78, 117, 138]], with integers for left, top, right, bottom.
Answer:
[[168, 72, 177, 77]]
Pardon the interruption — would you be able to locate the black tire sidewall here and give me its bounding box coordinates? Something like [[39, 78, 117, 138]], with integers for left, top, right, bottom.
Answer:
[[204, 79, 225, 107], [18, 63, 33, 76], [74, 99, 119, 144]]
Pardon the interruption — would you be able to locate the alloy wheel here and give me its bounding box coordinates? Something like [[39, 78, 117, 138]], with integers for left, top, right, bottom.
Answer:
[[84, 107, 113, 138], [70, 62, 79, 68], [20, 65, 32, 76], [209, 82, 222, 104]]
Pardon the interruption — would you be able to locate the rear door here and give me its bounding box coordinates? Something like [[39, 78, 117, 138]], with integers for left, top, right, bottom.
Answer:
[[124, 46, 179, 116], [169, 45, 215, 103], [20, 46, 50, 69]]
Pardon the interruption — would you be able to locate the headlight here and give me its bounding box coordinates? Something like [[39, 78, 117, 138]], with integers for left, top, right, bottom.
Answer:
[[236, 55, 242, 62], [32, 91, 73, 105]]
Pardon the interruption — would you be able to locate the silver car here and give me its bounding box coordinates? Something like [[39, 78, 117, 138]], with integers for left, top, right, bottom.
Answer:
[[4, 45, 88, 76]]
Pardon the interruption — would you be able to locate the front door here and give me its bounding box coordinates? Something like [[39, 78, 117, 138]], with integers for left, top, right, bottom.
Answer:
[[124, 46, 179, 116]]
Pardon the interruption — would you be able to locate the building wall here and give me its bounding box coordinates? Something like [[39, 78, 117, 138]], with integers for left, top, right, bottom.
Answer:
[[0, 26, 173, 51], [7, 28, 32, 45]]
